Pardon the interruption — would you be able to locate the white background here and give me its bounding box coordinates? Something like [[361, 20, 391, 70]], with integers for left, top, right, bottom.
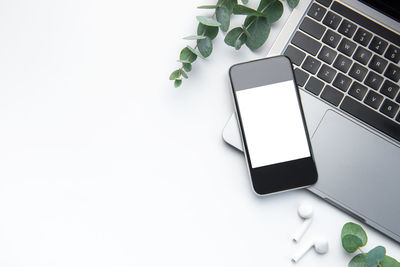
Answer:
[[0, 0, 399, 266], [237, 81, 310, 167]]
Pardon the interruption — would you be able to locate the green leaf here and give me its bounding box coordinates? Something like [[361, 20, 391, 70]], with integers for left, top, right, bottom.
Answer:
[[197, 23, 219, 40], [174, 79, 182, 88], [186, 45, 205, 59], [222, 0, 237, 13], [243, 16, 270, 51], [183, 35, 206, 40], [342, 234, 364, 253], [196, 16, 221, 27], [366, 246, 386, 267], [286, 0, 299, 8], [181, 70, 188, 79], [216, 6, 231, 32], [233, 5, 266, 16], [341, 223, 368, 249], [258, 0, 284, 23], [197, 5, 218, 9], [169, 69, 181, 80], [197, 36, 213, 58], [182, 63, 192, 72], [381, 256, 400, 267], [224, 27, 247, 50], [241, 0, 249, 3], [179, 47, 197, 63], [349, 254, 369, 267]]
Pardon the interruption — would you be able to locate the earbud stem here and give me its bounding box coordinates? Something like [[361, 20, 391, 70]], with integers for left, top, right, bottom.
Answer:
[[292, 218, 312, 242]]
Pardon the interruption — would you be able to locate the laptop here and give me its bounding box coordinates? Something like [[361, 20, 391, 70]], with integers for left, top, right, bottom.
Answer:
[[222, 0, 400, 242]]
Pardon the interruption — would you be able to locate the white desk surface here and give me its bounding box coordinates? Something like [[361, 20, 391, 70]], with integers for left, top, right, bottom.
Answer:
[[0, 0, 399, 266]]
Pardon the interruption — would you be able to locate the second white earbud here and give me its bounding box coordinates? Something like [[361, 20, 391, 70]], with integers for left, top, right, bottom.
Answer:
[[292, 204, 313, 242], [291, 238, 329, 263]]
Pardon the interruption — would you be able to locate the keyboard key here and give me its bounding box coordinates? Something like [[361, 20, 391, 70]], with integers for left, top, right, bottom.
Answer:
[[300, 17, 326, 39], [353, 28, 372, 46], [331, 2, 400, 47], [284, 45, 306, 66], [384, 63, 400, 82], [321, 85, 344, 106], [397, 113, 400, 122], [291, 31, 322, 56], [348, 82, 368, 100], [338, 38, 357, 56], [294, 68, 309, 87], [333, 54, 352, 73], [384, 44, 400, 63], [322, 29, 341, 48], [349, 63, 368, 81], [380, 99, 399, 118], [305, 76, 324, 95], [397, 94, 400, 104], [302, 56, 321, 74], [353, 46, 372, 65], [364, 71, 383, 90], [307, 3, 327, 21], [341, 96, 400, 142], [318, 46, 337, 64], [317, 64, 337, 83], [364, 90, 384, 109], [369, 36, 388, 55], [316, 0, 332, 7], [333, 73, 352, 92], [338, 19, 357, 38], [368, 55, 388, 74], [380, 80, 400, 99], [323, 11, 342, 30]]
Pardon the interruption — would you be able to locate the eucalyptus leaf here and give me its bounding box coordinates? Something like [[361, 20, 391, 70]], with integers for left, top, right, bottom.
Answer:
[[381, 256, 400, 267], [342, 234, 364, 253], [174, 79, 182, 88], [197, 5, 218, 9], [222, 0, 237, 13], [182, 63, 192, 72], [187, 45, 205, 59], [183, 35, 206, 40], [197, 36, 213, 58], [169, 69, 181, 80], [196, 16, 221, 27], [233, 5, 266, 16], [197, 23, 219, 40], [286, 0, 299, 8], [241, 0, 249, 3], [179, 47, 197, 63], [349, 254, 369, 267], [181, 70, 188, 79], [366, 246, 386, 267], [341, 223, 368, 248], [216, 5, 231, 32], [243, 16, 270, 50], [258, 0, 284, 23], [224, 27, 247, 50]]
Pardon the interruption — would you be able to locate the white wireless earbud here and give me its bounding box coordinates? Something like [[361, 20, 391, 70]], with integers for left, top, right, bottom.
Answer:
[[291, 238, 329, 263], [292, 204, 313, 242]]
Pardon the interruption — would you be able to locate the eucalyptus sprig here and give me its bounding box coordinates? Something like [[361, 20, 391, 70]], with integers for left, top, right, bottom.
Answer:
[[169, 0, 299, 87], [341, 222, 400, 267]]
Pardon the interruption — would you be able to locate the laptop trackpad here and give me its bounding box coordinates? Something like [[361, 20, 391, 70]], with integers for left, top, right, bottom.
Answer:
[[311, 110, 400, 236]]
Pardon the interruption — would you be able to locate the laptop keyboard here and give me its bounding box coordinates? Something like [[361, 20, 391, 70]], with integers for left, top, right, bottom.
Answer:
[[284, 0, 400, 142]]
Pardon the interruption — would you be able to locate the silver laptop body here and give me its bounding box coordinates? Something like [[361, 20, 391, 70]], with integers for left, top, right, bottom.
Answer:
[[223, 0, 400, 242]]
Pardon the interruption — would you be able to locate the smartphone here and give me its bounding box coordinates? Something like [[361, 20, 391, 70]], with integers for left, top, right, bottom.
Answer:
[[229, 56, 318, 195]]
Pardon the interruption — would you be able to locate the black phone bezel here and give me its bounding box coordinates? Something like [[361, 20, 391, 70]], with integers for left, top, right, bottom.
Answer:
[[229, 56, 318, 195]]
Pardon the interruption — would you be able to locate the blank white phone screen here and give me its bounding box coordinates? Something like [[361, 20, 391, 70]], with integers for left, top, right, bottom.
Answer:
[[236, 80, 310, 168]]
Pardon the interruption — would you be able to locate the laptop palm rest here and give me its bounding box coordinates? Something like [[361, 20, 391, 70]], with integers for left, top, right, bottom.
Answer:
[[311, 110, 400, 240]]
